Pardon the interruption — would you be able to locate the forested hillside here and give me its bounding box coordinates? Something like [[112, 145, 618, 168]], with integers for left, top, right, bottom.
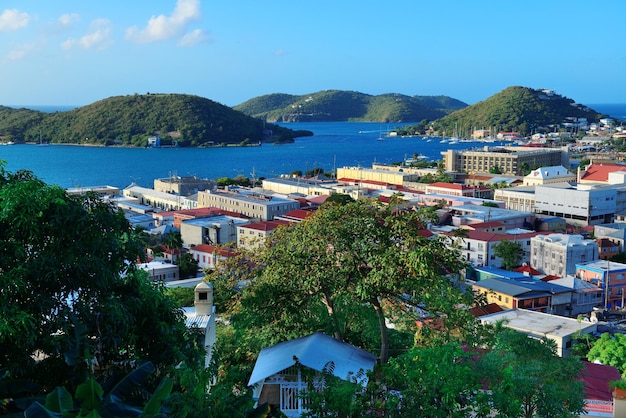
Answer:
[[234, 90, 467, 122], [0, 94, 308, 147], [430, 86, 602, 136]]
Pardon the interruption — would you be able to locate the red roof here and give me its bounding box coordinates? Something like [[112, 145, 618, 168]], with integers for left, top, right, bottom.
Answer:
[[581, 361, 621, 402], [239, 220, 291, 232], [281, 208, 316, 221], [581, 163, 626, 182], [540, 275, 561, 282], [428, 182, 466, 190], [468, 303, 504, 317], [464, 221, 505, 229], [189, 244, 237, 257], [514, 265, 543, 276]]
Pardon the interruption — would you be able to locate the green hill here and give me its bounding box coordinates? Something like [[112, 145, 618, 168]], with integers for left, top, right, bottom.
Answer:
[[0, 94, 308, 147], [233, 90, 467, 122], [430, 86, 603, 137]]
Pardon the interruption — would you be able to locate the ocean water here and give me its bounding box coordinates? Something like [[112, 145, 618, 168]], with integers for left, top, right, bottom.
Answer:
[[0, 122, 474, 189], [1, 104, 624, 189]]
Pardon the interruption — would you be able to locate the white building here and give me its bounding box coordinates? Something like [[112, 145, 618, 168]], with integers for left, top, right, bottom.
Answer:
[[479, 309, 597, 357], [197, 187, 300, 221], [180, 215, 250, 248], [522, 165, 575, 186], [534, 183, 616, 226], [530, 234, 599, 277]]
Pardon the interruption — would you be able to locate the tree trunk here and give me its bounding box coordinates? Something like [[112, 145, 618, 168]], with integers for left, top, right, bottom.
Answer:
[[321, 291, 343, 341], [371, 297, 389, 364]]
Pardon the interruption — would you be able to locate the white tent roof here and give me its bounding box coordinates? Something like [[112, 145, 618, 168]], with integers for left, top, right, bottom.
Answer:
[[247, 332, 376, 387]]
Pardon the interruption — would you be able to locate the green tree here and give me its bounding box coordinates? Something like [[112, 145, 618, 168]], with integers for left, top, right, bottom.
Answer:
[[481, 328, 585, 418], [0, 166, 203, 406], [232, 199, 474, 363], [493, 239, 525, 270], [587, 332, 626, 375], [177, 252, 200, 279], [324, 193, 354, 206]]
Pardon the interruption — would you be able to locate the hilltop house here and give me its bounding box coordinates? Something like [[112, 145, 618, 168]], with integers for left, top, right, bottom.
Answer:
[[248, 333, 376, 417]]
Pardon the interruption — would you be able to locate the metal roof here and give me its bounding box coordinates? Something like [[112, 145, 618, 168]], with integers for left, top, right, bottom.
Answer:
[[248, 332, 376, 387]]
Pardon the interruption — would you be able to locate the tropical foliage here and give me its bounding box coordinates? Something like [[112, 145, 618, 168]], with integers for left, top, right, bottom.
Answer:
[[0, 94, 310, 147], [430, 86, 603, 136], [234, 90, 467, 122]]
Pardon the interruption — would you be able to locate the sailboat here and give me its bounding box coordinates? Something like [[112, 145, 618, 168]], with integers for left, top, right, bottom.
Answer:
[[37, 131, 49, 146]]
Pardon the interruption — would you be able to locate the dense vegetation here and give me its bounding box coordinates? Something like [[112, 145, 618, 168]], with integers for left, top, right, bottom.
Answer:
[[0, 94, 310, 147], [430, 86, 603, 136], [233, 90, 467, 122]]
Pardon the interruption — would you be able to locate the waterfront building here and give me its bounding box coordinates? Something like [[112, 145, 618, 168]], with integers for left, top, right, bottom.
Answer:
[[123, 184, 185, 211], [336, 166, 419, 186], [261, 176, 335, 196], [66, 185, 121, 198], [530, 234, 599, 278], [441, 146, 569, 176], [154, 175, 214, 196], [197, 186, 300, 221]]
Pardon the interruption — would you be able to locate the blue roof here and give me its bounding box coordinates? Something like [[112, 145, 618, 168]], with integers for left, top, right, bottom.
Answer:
[[474, 276, 570, 298]]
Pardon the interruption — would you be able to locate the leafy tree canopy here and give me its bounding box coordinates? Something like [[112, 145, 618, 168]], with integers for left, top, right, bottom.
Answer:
[[0, 164, 203, 408]]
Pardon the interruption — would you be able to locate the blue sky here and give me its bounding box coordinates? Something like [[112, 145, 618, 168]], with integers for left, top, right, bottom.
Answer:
[[1, 0, 625, 107]]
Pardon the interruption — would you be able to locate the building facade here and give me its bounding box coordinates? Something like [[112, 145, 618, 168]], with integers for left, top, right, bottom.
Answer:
[[530, 234, 599, 278], [197, 187, 300, 221], [441, 146, 569, 176], [534, 184, 616, 226]]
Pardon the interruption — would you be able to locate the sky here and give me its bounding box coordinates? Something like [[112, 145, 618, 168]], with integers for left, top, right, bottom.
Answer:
[[1, 0, 625, 108]]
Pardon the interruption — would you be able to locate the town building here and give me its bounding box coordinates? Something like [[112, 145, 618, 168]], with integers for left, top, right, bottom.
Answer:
[[123, 184, 185, 211], [576, 260, 626, 310], [188, 244, 238, 270], [594, 222, 626, 252], [424, 182, 492, 199], [534, 183, 616, 226], [448, 204, 534, 229], [478, 309, 597, 357], [522, 165, 575, 186], [236, 220, 291, 250], [261, 176, 336, 196], [493, 186, 536, 213], [153, 175, 214, 196], [180, 215, 251, 248], [546, 276, 603, 316], [248, 333, 376, 417], [530, 234, 598, 278], [440, 146, 569, 176], [472, 274, 572, 316], [445, 230, 538, 268], [197, 187, 300, 221], [335, 166, 419, 186], [577, 162, 626, 185], [137, 261, 180, 282]]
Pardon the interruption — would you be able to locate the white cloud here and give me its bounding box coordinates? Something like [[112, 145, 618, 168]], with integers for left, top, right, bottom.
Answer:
[[5, 43, 35, 62], [62, 19, 112, 50], [274, 48, 288, 57], [126, 0, 202, 44], [57, 13, 80, 28], [178, 28, 209, 47], [0, 9, 30, 32]]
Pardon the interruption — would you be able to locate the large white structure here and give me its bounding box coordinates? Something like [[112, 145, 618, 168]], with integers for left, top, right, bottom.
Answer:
[[530, 233, 599, 277], [197, 187, 300, 221], [534, 183, 616, 226]]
